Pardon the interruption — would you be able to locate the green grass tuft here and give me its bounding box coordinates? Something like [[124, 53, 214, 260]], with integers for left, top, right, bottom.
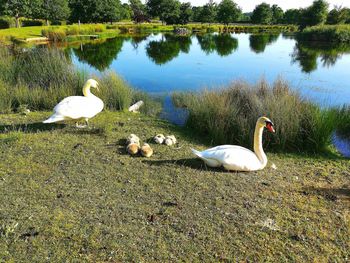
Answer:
[[173, 78, 349, 153]]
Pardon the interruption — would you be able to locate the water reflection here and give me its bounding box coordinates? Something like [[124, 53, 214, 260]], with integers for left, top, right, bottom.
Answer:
[[249, 34, 279, 53], [214, 34, 238, 56], [130, 34, 149, 49], [71, 37, 125, 71], [291, 41, 350, 73], [146, 34, 192, 65], [67, 33, 350, 74], [333, 133, 350, 158], [197, 34, 238, 56]]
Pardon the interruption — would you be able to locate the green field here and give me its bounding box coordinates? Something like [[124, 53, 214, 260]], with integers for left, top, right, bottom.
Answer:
[[0, 111, 349, 261]]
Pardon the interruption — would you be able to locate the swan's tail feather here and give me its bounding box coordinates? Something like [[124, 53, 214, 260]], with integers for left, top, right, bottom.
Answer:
[[191, 148, 203, 158], [191, 148, 221, 167], [43, 114, 65, 124]]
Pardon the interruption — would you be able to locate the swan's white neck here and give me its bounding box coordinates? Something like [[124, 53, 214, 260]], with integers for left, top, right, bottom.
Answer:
[[83, 82, 95, 97], [253, 122, 267, 169]]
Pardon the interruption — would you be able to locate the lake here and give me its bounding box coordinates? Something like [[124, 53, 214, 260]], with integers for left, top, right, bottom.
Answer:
[[68, 32, 350, 108]]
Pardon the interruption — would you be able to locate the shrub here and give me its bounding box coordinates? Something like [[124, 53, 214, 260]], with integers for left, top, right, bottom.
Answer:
[[298, 25, 350, 43], [173, 79, 348, 153], [42, 27, 66, 42], [94, 24, 105, 32], [21, 19, 44, 27], [66, 25, 80, 35], [106, 24, 119, 30], [0, 16, 16, 29]]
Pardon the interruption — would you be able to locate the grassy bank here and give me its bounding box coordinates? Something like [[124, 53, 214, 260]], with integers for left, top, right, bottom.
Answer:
[[0, 24, 120, 44], [0, 46, 161, 116], [0, 111, 349, 261], [0, 23, 298, 45], [172, 79, 350, 154], [298, 24, 350, 43], [119, 23, 298, 34]]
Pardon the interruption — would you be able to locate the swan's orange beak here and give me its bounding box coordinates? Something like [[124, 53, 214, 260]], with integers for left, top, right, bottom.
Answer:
[[266, 122, 275, 133]]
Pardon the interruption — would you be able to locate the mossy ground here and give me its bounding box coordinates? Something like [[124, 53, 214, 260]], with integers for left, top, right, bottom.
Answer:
[[0, 112, 349, 261]]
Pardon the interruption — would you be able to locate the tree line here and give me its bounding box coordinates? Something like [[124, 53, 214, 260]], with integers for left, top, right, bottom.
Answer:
[[0, 0, 349, 28]]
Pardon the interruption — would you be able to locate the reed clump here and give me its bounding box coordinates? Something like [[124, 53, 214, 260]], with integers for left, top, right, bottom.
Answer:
[[97, 71, 133, 111], [173, 79, 348, 153], [42, 24, 107, 41], [0, 46, 161, 115]]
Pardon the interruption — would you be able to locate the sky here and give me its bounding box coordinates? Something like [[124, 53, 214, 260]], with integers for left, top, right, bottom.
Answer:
[[121, 0, 350, 12]]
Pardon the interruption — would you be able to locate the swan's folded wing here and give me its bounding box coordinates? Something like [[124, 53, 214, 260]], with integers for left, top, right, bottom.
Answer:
[[54, 97, 100, 119], [200, 146, 259, 168]]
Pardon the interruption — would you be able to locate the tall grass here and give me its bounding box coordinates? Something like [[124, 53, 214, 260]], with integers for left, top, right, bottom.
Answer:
[[0, 45, 161, 115], [96, 72, 162, 115], [173, 79, 349, 153], [0, 47, 84, 110], [97, 72, 133, 111], [42, 24, 106, 41]]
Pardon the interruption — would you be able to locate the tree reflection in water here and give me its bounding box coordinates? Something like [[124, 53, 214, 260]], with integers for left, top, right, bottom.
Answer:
[[197, 33, 238, 57], [291, 41, 350, 73], [72, 37, 125, 71], [146, 34, 192, 65], [249, 34, 279, 53]]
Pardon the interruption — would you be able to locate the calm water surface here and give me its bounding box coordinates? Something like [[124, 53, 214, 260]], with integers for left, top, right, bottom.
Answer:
[[68, 32, 350, 107]]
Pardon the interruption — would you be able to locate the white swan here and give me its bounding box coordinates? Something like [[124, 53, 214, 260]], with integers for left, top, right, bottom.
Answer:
[[43, 79, 104, 127], [191, 117, 275, 172]]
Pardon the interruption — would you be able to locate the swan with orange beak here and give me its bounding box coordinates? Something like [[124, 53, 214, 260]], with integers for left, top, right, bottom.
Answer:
[[192, 117, 275, 172]]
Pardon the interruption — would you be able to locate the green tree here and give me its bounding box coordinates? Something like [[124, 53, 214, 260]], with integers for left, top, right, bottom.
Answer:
[[300, 0, 329, 28], [283, 9, 302, 24], [199, 0, 217, 24], [178, 2, 192, 25], [69, 0, 122, 23], [216, 0, 241, 26], [346, 8, 350, 23], [241, 12, 252, 22], [192, 6, 203, 22], [271, 4, 284, 24], [129, 0, 147, 23], [327, 6, 348, 24], [251, 3, 273, 25], [121, 3, 132, 20], [39, 0, 70, 25], [160, 0, 180, 24], [1, 0, 41, 27], [146, 0, 180, 24], [94, 0, 122, 23], [69, 0, 94, 23]]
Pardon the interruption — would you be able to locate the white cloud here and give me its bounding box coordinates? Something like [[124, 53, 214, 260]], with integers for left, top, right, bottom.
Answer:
[[121, 0, 350, 12]]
